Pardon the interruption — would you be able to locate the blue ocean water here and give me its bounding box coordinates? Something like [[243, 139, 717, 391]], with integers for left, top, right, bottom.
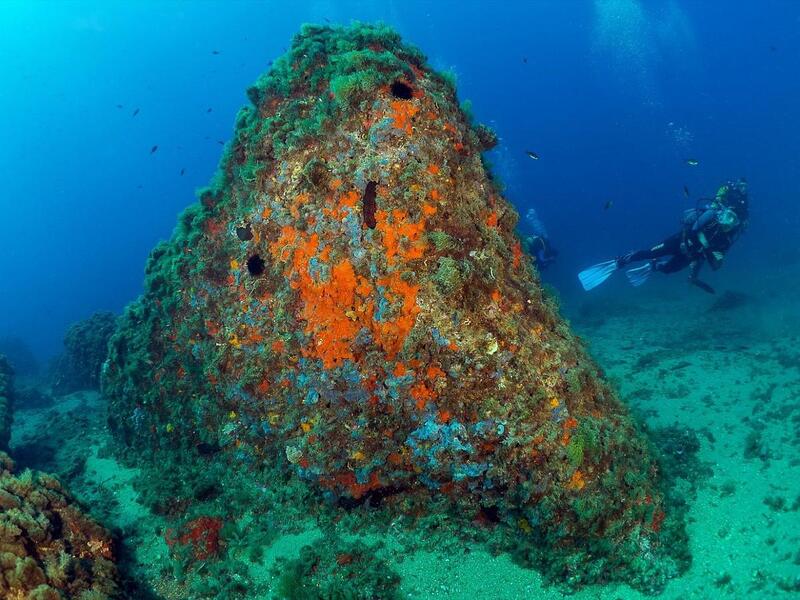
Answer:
[[1, 1, 798, 360], [1, 2, 799, 598]]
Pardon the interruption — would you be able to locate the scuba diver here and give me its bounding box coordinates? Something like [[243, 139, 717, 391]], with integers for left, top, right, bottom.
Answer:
[[521, 207, 558, 270], [578, 178, 749, 294]]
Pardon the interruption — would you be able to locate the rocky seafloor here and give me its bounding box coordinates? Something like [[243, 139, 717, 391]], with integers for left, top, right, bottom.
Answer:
[[8, 267, 799, 599]]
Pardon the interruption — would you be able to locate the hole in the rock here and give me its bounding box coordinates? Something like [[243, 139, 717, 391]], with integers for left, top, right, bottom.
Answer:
[[236, 224, 253, 241], [479, 505, 501, 524], [196, 442, 220, 456], [390, 81, 413, 100], [362, 181, 378, 229], [247, 254, 265, 276], [195, 483, 221, 502]]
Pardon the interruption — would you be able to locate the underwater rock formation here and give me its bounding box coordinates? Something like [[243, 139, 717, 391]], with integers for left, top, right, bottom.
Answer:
[[0, 355, 13, 451], [272, 536, 401, 599], [53, 311, 117, 395], [0, 452, 119, 599], [104, 23, 676, 588]]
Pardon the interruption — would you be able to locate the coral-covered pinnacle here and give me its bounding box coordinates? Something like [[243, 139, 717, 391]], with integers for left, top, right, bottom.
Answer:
[[104, 23, 677, 589]]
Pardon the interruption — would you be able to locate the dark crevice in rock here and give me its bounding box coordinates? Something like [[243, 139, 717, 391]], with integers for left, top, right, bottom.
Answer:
[[247, 254, 265, 276], [362, 181, 378, 229], [390, 81, 413, 99]]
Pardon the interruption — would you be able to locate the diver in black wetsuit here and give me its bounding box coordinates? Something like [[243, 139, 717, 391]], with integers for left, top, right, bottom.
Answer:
[[578, 179, 749, 293], [617, 179, 749, 293]]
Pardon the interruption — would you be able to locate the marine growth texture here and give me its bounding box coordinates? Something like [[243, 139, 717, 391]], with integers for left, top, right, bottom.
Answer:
[[104, 24, 674, 588], [0, 452, 119, 599]]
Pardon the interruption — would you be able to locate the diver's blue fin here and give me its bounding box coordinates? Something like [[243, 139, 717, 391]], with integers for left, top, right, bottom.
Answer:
[[626, 258, 669, 287], [578, 260, 618, 291], [625, 263, 653, 287]]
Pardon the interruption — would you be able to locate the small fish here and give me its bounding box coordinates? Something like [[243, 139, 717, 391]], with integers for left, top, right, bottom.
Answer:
[[206, 107, 213, 113], [525, 150, 540, 160], [217, 140, 225, 145], [132, 108, 140, 117], [150, 145, 158, 154], [116, 104, 123, 109], [685, 158, 699, 167], [180, 168, 186, 176], [522, 57, 528, 64], [211, 49, 220, 55], [604, 200, 614, 210], [683, 185, 690, 198]]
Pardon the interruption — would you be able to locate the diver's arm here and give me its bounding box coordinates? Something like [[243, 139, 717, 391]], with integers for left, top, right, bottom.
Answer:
[[692, 208, 717, 232]]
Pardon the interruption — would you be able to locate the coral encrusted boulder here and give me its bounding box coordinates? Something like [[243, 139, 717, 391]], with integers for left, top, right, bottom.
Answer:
[[53, 312, 117, 395], [0, 354, 13, 452], [0, 452, 119, 599], [104, 24, 677, 589]]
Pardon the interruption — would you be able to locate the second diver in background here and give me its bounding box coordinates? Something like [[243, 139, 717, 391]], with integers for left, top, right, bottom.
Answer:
[[521, 207, 558, 270], [579, 179, 749, 294]]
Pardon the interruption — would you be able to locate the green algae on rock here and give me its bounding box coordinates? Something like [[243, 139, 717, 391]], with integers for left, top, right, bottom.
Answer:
[[273, 536, 401, 599], [104, 23, 681, 590]]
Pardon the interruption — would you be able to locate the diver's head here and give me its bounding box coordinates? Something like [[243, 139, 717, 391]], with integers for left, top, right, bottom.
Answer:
[[715, 178, 749, 222]]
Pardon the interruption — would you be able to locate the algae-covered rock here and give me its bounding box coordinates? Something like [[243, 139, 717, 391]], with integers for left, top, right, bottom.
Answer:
[[0, 451, 120, 599], [0, 354, 13, 452], [104, 23, 679, 589], [273, 536, 401, 599], [53, 311, 117, 395]]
